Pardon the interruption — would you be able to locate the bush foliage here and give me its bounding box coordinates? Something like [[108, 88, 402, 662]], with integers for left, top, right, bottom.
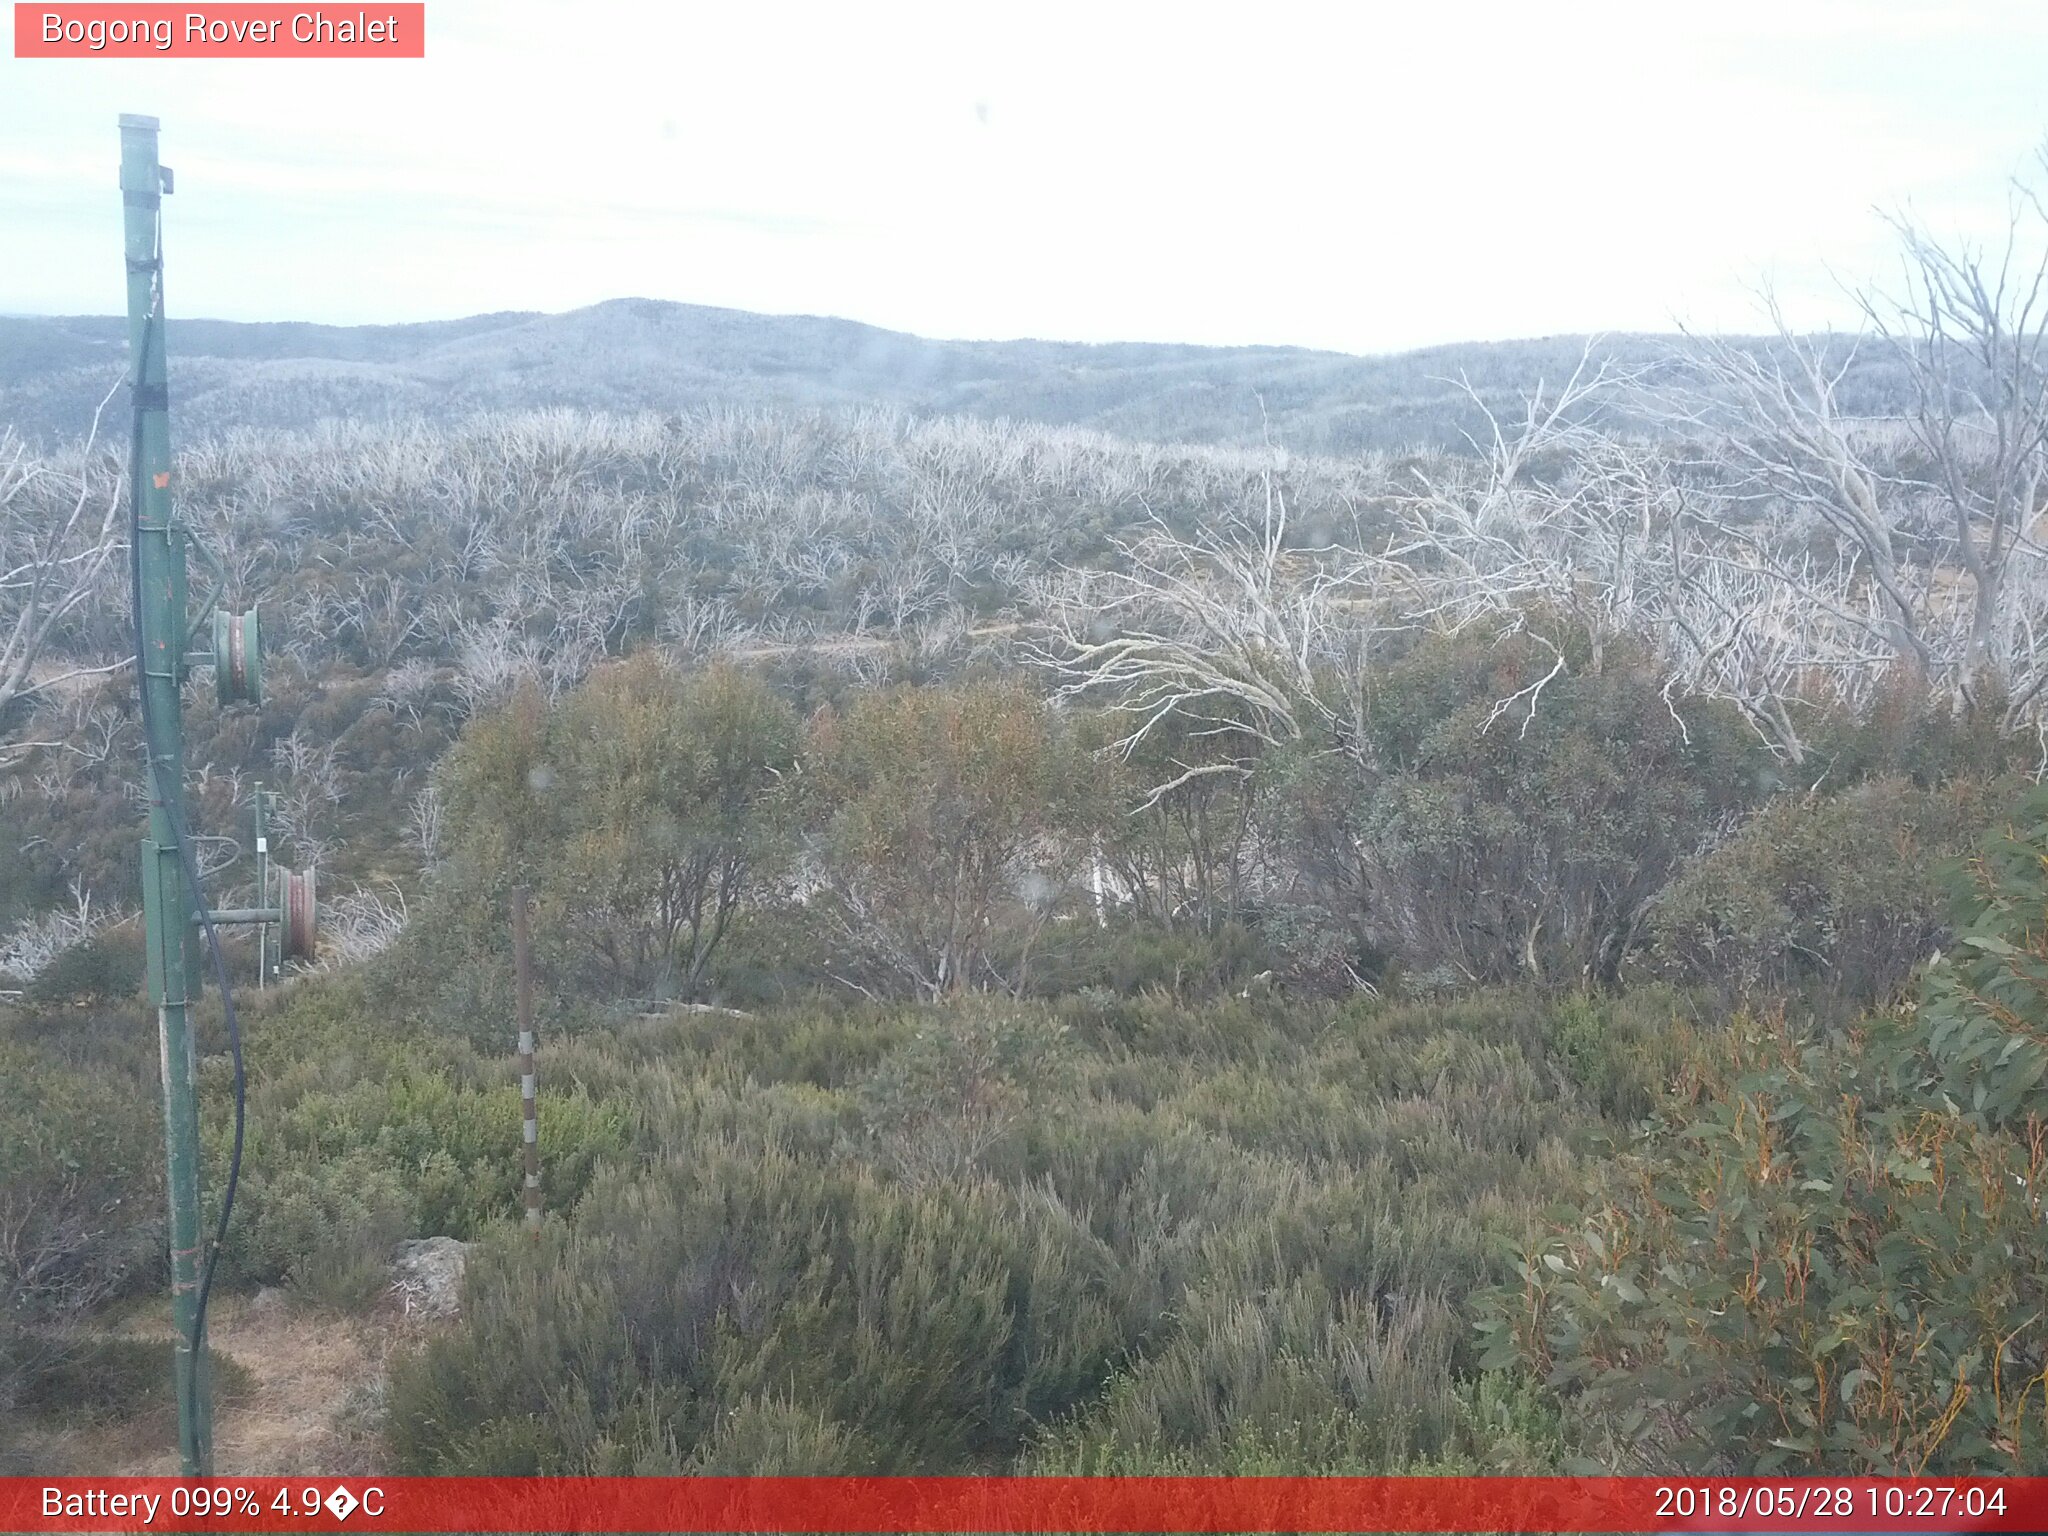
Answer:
[[1646, 776, 2013, 1005], [372, 978, 1705, 1473], [2, 439, 2036, 1474]]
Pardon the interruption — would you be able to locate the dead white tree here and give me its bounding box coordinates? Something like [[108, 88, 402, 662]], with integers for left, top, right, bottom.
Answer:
[[314, 882, 409, 968], [1381, 353, 1631, 622], [327, 571, 429, 667], [0, 879, 115, 982], [1665, 156, 2048, 741], [406, 784, 445, 868], [270, 727, 343, 870], [1385, 410, 1834, 757], [1336, 348, 1685, 738], [1033, 466, 1386, 804], [1387, 334, 2011, 764], [861, 556, 942, 635], [373, 657, 445, 731], [1868, 176, 2048, 723], [1033, 361, 1635, 802], [0, 384, 128, 747], [1673, 314, 1942, 691], [447, 614, 537, 717], [659, 592, 751, 658]]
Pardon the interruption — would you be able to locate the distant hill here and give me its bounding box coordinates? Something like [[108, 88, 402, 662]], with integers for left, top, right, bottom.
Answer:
[[0, 298, 1914, 454]]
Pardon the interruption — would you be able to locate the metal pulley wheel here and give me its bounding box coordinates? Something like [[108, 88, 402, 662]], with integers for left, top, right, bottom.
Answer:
[[279, 865, 317, 962], [213, 607, 263, 705]]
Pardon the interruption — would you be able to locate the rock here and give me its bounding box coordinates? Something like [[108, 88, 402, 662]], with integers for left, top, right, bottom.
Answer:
[[391, 1236, 469, 1318], [247, 1284, 287, 1320]]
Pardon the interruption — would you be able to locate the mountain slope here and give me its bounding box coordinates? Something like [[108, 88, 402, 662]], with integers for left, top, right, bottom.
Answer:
[[0, 299, 1904, 453]]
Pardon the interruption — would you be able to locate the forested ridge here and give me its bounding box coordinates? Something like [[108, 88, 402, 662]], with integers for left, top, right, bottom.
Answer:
[[0, 300, 1923, 455], [8, 184, 2048, 1476]]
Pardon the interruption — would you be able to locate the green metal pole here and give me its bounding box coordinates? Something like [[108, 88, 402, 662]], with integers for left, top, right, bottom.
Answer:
[[120, 111, 212, 1478]]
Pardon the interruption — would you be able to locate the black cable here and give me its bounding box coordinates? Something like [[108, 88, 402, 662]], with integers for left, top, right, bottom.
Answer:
[[126, 209, 246, 1436]]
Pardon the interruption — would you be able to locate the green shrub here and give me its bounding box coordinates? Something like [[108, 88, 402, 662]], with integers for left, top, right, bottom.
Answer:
[[856, 1004, 1073, 1186], [420, 657, 800, 1015], [1489, 789, 2048, 1472], [366, 977, 1638, 1474], [803, 679, 1104, 999], [1646, 776, 2009, 1004], [1800, 679, 2034, 789], [1033, 1281, 1562, 1474], [13, 1336, 253, 1425], [25, 927, 145, 1004], [196, 975, 629, 1300], [635, 1393, 879, 1473], [228, 1154, 414, 1307], [1268, 626, 1768, 987], [1543, 986, 1703, 1123], [1485, 1011, 2048, 1472], [1016, 917, 1274, 1001], [385, 1140, 1135, 1473], [616, 1001, 910, 1092], [0, 1038, 164, 1412]]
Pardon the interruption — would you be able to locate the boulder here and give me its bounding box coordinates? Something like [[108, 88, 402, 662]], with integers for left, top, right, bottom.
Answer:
[[246, 1284, 287, 1320], [391, 1236, 469, 1318]]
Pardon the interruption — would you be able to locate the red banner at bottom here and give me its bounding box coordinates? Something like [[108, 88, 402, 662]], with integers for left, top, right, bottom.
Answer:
[[3, 1477, 2040, 1534]]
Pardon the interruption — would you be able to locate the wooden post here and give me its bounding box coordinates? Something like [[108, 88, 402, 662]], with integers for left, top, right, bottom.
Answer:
[[513, 886, 540, 1235]]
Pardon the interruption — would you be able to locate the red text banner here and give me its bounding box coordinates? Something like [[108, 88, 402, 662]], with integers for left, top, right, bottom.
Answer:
[[13, 5, 424, 57], [2, 1477, 2043, 1533]]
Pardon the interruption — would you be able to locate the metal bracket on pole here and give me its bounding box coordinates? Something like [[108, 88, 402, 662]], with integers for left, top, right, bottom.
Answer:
[[193, 788, 318, 979]]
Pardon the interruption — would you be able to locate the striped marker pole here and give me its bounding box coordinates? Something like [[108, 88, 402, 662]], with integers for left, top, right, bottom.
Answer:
[[513, 886, 540, 1236]]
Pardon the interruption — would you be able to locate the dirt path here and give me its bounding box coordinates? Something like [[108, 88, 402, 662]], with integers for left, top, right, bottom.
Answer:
[[153, 1296, 393, 1476], [16, 1296, 399, 1476]]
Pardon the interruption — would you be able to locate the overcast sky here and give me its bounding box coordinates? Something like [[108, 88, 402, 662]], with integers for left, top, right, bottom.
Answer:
[[4, 1, 2047, 353]]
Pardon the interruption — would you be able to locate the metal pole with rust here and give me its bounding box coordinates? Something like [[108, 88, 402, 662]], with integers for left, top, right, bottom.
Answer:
[[514, 887, 540, 1234]]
